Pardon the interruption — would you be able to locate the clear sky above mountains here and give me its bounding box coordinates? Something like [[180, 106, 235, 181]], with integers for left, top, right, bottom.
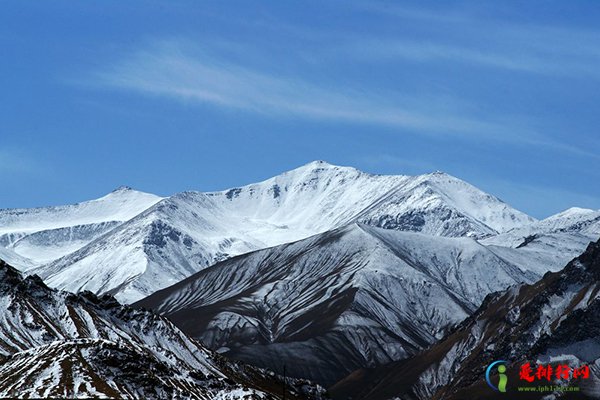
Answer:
[[1, 1, 599, 218]]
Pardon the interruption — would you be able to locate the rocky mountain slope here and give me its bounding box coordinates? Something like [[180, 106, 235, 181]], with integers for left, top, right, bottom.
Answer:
[[330, 238, 600, 400], [0, 259, 324, 399], [135, 223, 554, 387]]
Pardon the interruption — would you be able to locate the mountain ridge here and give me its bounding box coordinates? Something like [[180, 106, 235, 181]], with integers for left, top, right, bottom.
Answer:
[[1, 161, 537, 303], [135, 222, 551, 386], [330, 238, 600, 399]]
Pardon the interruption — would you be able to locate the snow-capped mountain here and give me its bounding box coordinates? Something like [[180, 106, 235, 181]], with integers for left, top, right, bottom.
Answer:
[[1, 161, 536, 303], [484, 206, 600, 249], [1, 160, 598, 398], [330, 238, 600, 400], [0, 259, 324, 399], [0, 187, 162, 265], [135, 223, 551, 386], [482, 206, 600, 277], [206, 161, 535, 238]]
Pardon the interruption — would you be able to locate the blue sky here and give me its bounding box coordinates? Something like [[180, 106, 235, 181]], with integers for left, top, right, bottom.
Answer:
[[1, 1, 599, 218]]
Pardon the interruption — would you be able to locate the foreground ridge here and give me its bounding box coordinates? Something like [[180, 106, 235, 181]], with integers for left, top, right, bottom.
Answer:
[[0, 259, 325, 399]]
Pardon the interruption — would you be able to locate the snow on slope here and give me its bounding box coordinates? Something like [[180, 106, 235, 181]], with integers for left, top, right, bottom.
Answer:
[[0, 187, 162, 264], [482, 206, 600, 276], [484, 206, 600, 248], [3, 161, 536, 303], [331, 238, 600, 400], [208, 161, 535, 239], [355, 171, 535, 237], [0, 259, 323, 400], [0, 186, 162, 234], [136, 223, 540, 386], [205, 161, 407, 235], [0, 246, 36, 272], [31, 192, 270, 304]]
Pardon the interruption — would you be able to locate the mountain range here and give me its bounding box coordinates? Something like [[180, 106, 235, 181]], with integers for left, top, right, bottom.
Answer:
[[135, 211, 600, 387], [1, 160, 600, 398], [1, 161, 538, 303]]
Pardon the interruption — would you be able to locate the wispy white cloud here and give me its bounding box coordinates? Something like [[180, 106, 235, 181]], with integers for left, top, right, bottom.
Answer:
[[345, 39, 550, 74], [94, 41, 482, 133], [92, 41, 556, 143], [346, 34, 600, 79], [347, 3, 600, 79], [87, 39, 599, 160]]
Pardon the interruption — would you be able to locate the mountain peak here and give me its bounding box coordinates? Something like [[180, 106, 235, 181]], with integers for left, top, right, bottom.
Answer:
[[4, 161, 535, 303], [308, 159, 332, 166], [273, 160, 364, 180], [295, 160, 365, 175], [298, 160, 338, 170], [430, 170, 448, 176], [0, 259, 23, 287], [111, 185, 134, 193], [422, 170, 463, 182]]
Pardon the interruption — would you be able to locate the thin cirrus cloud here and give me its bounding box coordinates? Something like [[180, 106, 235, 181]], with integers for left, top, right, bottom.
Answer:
[[94, 41, 547, 143], [346, 40, 550, 74], [347, 35, 600, 79], [90, 40, 600, 161], [350, 2, 600, 78]]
